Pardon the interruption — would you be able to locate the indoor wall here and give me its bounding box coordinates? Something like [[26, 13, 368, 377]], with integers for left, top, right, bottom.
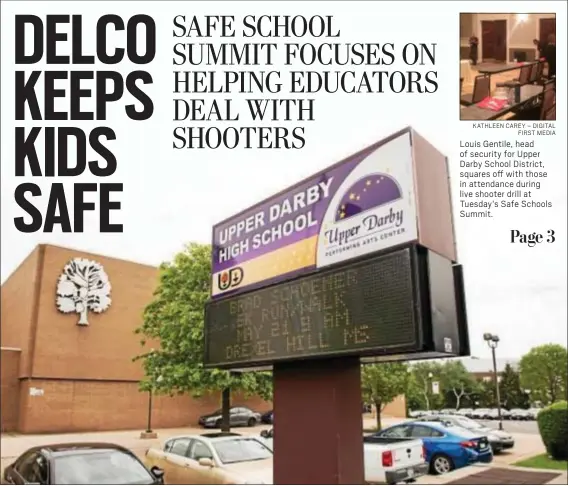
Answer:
[[472, 13, 556, 63]]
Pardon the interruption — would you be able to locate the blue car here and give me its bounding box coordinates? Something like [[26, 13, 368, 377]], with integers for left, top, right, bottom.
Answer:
[[371, 421, 493, 475]]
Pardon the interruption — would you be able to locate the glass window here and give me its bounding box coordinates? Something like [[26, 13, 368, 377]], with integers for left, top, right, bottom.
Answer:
[[411, 425, 435, 438], [189, 441, 213, 461], [169, 439, 192, 457], [213, 439, 272, 465], [31, 455, 49, 484], [53, 450, 153, 485], [16, 452, 41, 483], [380, 425, 411, 438]]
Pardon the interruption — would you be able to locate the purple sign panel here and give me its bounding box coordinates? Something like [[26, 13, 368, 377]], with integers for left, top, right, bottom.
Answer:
[[211, 130, 418, 298]]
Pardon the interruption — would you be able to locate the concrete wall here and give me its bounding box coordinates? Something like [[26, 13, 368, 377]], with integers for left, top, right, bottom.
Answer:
[[0, 348, 21, 432], [460, 13, 474, 58], [472, 13, 556, 62]]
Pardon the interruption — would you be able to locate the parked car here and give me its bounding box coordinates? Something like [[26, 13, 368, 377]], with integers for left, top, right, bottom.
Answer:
[[2, 442, 164, 485], [483, 409, 499, 420], [509, 409, 531, 421], [145, 433, 272, 484], [416, 415, 514, 453], [371, 421, 493, 475], [198, 407, 261, 428], [527, 408, 542, 420], [408, 410, 427, 418], [261, 410, 274, 424], [483, 409, 511, 420], [259, 429, 429, 484], [471, 408, 490, 419], [454, 408, 472, 417], [439, 409, 456, 415]]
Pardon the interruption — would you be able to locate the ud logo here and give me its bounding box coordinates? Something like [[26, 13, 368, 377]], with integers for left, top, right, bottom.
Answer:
[[218, 267, 244, 291]]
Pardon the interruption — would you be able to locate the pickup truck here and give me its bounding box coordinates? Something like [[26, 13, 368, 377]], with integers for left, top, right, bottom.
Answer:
[[259, 429, 429, 484]]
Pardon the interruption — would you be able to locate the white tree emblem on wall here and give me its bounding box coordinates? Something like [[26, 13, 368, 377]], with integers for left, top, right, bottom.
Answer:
[[56, 258, 112, 326]]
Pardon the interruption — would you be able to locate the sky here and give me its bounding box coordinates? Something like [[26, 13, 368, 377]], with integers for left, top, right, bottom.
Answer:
[[1, 1, 566, 361]]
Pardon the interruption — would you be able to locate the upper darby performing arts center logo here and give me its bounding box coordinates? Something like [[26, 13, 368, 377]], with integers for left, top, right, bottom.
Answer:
[[322, 173, 405, 256], [315, 134, 417, 269]]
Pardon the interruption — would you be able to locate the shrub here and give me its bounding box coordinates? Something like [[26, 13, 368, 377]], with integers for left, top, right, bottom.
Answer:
[[537, 401, 568, 460]]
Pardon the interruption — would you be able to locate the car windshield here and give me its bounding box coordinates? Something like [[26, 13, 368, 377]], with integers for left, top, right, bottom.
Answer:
[[53, 450, 154, 485], [213, 438, 272, 464]]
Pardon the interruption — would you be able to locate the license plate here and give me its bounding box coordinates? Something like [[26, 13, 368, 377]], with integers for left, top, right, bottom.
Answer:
[[407, 468, 414, 478]]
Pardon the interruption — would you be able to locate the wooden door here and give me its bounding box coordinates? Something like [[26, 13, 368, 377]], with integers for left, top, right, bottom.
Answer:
[[482, 20, 507, 62], [481, 21, 496, 59], [539, 18, 556, 44], [493, 20, 507, 62]]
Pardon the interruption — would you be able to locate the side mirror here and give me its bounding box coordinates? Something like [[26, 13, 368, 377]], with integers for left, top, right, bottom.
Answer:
[[198, 458, 214, 468], [150, 466, 164, 479], [260, 430, 269, 438]]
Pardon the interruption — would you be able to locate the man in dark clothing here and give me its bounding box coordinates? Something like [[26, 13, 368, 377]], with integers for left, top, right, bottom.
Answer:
[[469, 35, 479, 65], [533, 38, 545, 59], [543, 34, 556, 78]]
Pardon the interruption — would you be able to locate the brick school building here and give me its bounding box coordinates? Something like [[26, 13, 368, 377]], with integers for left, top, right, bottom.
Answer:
[[1, 244, 405, 434], [0, 244, 269, 433]]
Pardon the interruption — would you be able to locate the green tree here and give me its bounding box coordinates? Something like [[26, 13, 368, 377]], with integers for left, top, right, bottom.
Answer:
[[520, 344, 568, 405], [405, 372, 427, 412], [134, 243, 272, 406], [440, 361, 477, 410], [500, 364, 529, 409], [361, 363, 408, 430], [465, 378, 486, 408], [410, 362, 444, 411], [479, 378, 497, 407]]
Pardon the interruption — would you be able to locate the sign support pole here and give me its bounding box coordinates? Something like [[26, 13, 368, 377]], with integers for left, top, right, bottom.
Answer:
[[273, 357, 364, 484]]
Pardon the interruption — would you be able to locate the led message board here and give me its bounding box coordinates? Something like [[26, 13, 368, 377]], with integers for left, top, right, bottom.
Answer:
[[205, 246, 465, 369]]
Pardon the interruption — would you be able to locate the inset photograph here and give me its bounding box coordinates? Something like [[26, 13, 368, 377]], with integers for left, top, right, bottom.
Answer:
[[459, 14, 556, 121]]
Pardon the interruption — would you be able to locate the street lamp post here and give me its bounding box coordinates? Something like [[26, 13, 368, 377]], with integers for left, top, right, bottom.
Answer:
[[146, 389, 153, 433], [427, 372, 434, 411], [483, 333, 503, 431], [142, 375, 163, 438]]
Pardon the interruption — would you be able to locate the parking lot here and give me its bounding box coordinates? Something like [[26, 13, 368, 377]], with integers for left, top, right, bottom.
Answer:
[[1, 416, 545, 474], [476, 419, 539, 435]]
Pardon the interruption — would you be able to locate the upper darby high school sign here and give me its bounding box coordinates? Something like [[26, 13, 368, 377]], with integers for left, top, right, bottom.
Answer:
[[56, 258, 112, 325], [211, 131, 417, 298]]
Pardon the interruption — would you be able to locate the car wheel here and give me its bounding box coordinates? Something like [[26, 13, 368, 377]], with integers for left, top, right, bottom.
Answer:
[[248, 418, 257, 427], [430, 454, 454, 475]]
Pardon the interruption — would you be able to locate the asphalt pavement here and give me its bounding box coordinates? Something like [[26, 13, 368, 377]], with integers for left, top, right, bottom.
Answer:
[[477, 419, 539, 435]]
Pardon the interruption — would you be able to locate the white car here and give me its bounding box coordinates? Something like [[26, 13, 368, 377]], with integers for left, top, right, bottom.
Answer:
[[145, 432, 272, 484], [259, 429, 429, 484]]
